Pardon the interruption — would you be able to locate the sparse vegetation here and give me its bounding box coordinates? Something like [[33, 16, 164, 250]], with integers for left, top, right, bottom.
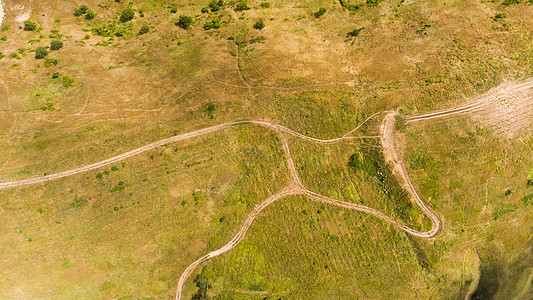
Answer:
[[138, 24, 149, 35], [313, 7, 327, 18], [204, 17, 221, 30], [235, 1, 251, 11], [62, 76, 74, 87], [44, 58, 58, 67]]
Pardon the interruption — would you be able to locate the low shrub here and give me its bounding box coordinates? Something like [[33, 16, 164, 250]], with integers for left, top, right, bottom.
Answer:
[[139, 24, 149, 35], [120, 7, 135, 22], [44, 58, 58, 67], [34, 47, 48, 59], [50, 40, 63, 50], [62, 76, 74, 87], [235, 1, 251, 11], [253, 19, 265, 30], [204, 17, 220, 30], [24, 21, 38, 31], [177, 15, 193, 29], [313, 7, 326, 18], [85, 9, 96, 20]]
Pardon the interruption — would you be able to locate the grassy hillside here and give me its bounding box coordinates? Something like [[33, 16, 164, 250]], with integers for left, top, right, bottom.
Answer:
[[0, 0, 532, 299]]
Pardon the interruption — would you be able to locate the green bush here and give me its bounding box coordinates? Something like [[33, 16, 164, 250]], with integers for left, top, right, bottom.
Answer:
[[0, 52, 4, 59], [50, 40, 63, 50], [260, 2, 271, 8], [139, 24, 149, 35], [177, 15, 193, 29], [120, 7, 135, 22], [503, 0, 521, 5], [204, 17, 221, 30], [62, 76, 74, 87], [169, 4, 177, 13], [34, 47, 48, 59], [253, 19, 265, 30], [44, 58, 58, 67], [85, 9, 96, 20], [313, 7, 326, 18], [24, 21, 38, 31], [366, 0, 381, 7], [0, 36, 6, 41], [349, 153, 362, 169], [192, 271, 211, 300], [201, 7, 209, 13], [1, 25, 9, 31], [74, 5, 89, 16], [235, 1, 251, 11]]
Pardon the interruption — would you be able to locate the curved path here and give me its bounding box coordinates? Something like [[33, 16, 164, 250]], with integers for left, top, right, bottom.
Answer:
[[0, 110, 441, 300]]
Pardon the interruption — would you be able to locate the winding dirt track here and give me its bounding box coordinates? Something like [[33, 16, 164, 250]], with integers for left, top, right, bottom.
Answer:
[[0, 109, 444, 299]]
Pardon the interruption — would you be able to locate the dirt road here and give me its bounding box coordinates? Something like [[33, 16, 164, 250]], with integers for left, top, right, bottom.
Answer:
[[0, 111, 442, 299]]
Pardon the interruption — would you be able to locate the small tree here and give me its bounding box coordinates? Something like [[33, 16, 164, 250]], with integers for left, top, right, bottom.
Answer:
[[177, 15, 193, 29], [50, 40, 63, 50], [139, 24, 149, 35], [24, 21, 38, 31], [253, 19, 265, 30], [120, 7, 135, 22], [191, 273, 211, 300], [35, 47, 48, 59], [85, 9, 96, 20], [235, 1, 251, 11]]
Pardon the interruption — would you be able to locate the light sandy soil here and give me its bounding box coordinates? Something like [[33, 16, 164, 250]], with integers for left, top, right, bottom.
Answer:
[[406, 80, 533, 137], [0, 0, 5, 27]]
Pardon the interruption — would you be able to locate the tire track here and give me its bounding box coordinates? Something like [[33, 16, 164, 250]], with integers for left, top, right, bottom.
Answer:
[[0, 112, 440, 300]]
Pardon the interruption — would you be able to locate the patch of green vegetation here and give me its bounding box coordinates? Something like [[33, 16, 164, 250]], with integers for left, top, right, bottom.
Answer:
[[34, 47, 48, 59], [50, 40, 63, 51], [138, 24, 149, 35], [253, 19, 265, 30], [177, 15, 193, 29], [493, 203, 516, 220], [120, 7, 135, 22], [204, 17, 221, 30], [235, 1, 251, 11], [23, 20, 38, 31], [191, 268, 211, 299], [62, 76, 74, 87], [313, 7, 327, 18], [74, 5, 89, 17], [69, 197, 88, 209], [44, 58, 58, 67]]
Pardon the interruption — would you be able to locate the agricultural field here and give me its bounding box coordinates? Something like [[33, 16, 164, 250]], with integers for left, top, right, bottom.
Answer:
[[0, 0, 532, 299]]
